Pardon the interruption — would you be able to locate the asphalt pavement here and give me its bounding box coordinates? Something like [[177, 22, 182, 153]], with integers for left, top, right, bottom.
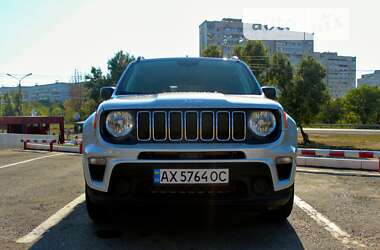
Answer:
[[0, 149, 379, 250]]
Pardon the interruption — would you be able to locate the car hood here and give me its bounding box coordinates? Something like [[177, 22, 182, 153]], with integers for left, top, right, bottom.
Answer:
[[100, 92, 283, 111]]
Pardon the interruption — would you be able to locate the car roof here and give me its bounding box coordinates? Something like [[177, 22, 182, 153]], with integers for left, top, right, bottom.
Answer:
[[134, 57, 240, 64]]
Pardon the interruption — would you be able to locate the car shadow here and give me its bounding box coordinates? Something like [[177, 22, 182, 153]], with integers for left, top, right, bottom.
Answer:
[[30, 203, 304, 250]]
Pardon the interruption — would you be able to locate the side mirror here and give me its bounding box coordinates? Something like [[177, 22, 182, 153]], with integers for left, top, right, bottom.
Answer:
[[262, 86, 277, 100], [100, 86, 115, 100]]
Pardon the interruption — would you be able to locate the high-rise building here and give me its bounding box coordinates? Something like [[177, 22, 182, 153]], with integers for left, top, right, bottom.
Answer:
[[263, 40, 314, 65], [357, 70, 380, 88], [199, 18, 356, 98], [313, 52, 356, 98], [199, 18, 245, 57], [199, 18, 314, 65], [0, 82, 85, 103]]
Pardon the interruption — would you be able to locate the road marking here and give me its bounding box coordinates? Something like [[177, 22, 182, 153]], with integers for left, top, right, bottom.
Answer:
[[16, 193, 85, 244], [0, 153, 65, 170], [13, 188, 368, 247], [294, 195, 366, 248]]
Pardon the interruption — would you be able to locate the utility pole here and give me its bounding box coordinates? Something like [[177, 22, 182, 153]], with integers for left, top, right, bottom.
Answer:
[[0, 95, 3, 116], [6, 73, 32, 116], [72, 68, 83, 106]]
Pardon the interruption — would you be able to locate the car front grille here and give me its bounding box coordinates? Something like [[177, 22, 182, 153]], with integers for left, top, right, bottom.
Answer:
[[136, 110, 246, 142]]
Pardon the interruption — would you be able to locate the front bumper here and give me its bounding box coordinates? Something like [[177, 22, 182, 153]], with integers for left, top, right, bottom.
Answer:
[[83, 140, 296, 195], [85, 162, 294, 208], [83, 109, 297, 207]]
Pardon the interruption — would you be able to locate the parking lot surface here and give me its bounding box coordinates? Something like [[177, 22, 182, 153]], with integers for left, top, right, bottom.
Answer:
[[0, 149, 379, 249]]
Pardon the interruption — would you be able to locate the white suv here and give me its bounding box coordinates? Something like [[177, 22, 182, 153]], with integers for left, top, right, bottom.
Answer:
[[82, 57, 297, 222]]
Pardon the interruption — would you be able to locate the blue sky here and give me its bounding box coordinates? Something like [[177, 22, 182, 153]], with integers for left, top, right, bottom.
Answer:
[[0, 0, 379, 86]]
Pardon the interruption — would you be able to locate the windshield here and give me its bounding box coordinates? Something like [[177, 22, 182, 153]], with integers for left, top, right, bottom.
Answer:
[[116, 59, 261, 95]]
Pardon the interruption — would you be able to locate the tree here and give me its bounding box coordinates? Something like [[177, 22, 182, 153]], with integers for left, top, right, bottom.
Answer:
[[80, 99, 97, 119], [289, 56, 329, 144], [340, 111, 361, 124], [107, 50, 135, 83], [201, 45, 222, 58], [64, 99, 82, 123], [233, 40, 269, 82], [85, 50, 135, 105], [343, 85, 380, 124], [31, 101, 49, 116], [49, 102, 64, 116], [232, 44, 244, 58], [14, 90, 22, 116], [2, 93, 16, 116], [85, 67, 109, 104], [50, 106, 64, 116], [317, 98, 344, 124], [267, 52, 294, 111]]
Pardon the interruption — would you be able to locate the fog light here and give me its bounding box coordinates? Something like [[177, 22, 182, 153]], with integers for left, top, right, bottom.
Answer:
[[89, 157, 106, 165], [276, 157, 293, 164]]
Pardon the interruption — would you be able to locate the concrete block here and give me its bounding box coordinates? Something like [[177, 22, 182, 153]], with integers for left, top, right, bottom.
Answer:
[[304, 157, 362, 170], [296, 157, 307, 166], [361, 159, 379, 171]]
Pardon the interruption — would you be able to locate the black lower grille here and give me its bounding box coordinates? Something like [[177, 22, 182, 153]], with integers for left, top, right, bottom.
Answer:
[[144, 180, 247, 197], [109, 162, 273, 199]]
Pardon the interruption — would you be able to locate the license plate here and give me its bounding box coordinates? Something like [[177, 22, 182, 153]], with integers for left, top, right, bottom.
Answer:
[[153, 169, 229, 184]]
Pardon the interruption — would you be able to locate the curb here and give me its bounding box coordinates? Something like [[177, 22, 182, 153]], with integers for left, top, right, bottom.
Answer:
[[297, 156, 379, 172], [298, 148, 380, 159], [24, 141, 82, 154], [297, 148, 380, 172]]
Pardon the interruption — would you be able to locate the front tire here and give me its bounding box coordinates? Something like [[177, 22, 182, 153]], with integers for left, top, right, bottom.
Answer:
[[265, 185, 294, 221], [85, 185, 110, 223]]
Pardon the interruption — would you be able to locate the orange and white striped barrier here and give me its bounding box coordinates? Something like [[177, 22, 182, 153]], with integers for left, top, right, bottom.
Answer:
[[22, 139, 83, 154], [298, 148, 380, 172]]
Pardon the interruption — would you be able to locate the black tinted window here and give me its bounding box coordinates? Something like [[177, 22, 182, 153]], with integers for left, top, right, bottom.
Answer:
[[116, 59, 261, 95]]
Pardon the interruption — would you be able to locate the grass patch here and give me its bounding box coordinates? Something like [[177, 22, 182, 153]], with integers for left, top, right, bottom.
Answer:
[[298, 133, 380, 151]]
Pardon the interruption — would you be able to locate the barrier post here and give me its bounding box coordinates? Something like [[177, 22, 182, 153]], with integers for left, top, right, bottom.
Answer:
[[79, 142, 83, 154], [23, 140, 28, 150], [378, 158, 380, 173], [49, 140, 56, 152]]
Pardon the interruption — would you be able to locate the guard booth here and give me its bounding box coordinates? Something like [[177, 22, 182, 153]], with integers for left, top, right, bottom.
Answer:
[[0, 116, 65, 144]]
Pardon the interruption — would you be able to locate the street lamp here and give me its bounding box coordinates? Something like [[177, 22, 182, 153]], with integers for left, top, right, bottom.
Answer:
[[6, 73, 32, 115]]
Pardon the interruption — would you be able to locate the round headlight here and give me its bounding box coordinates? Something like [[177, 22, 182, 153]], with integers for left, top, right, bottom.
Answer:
[[248, 111, 276, 137], [105, 111, 133, 137]]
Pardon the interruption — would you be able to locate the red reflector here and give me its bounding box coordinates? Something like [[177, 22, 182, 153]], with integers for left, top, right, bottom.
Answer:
[[284, 112, 288, 129], [329, 151, 345, 157], [301, 150, 316, 156], [93, 112, 98, 129], [359, 152, 374, 158]]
